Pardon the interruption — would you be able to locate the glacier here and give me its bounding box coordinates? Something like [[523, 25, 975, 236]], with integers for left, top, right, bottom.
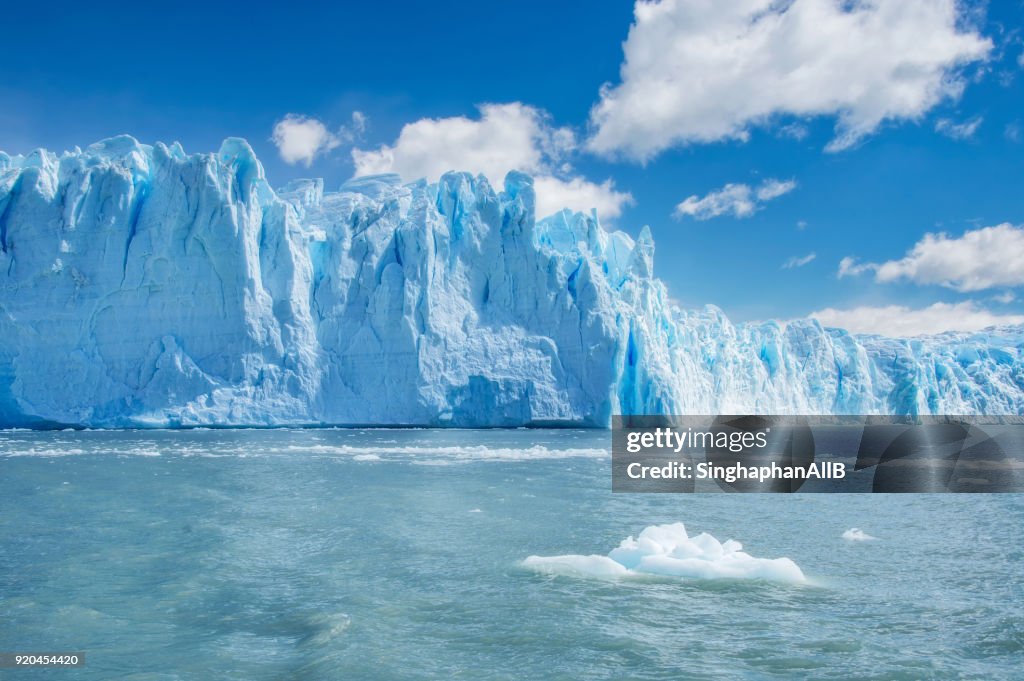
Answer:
[[0, 136, 1021, 428]]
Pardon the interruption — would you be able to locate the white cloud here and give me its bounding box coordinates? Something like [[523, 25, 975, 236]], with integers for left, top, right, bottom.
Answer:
[[837, 256, 877, 278], [756, 178, 797, 201], [587, 0, 992, 160], [353, 103, 556, 183], [1006, 122, 1022, 143], [674, 178, 796, 220], [782, 252, 816, 269], [777, 123, 809, 141], [840, 223, 1024, 292], [272, 112, 365, 167], [809, 301, 1024, 337], [273, 115, 338, 166], [533, 176, 634, 221], [349, 111, 368, 136], [676, 184, 757, 220], [992, 291, 1016, 304], [935, 116, 983, 140], [351, 103, 632, 221]]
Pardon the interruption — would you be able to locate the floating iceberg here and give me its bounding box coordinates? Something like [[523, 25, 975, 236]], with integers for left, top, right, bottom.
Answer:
[[841, 528, 877, 542], [522, 522, 806, 584], [0, 137, 1022, 427]]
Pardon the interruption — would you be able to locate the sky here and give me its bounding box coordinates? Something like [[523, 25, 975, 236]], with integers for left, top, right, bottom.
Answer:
[[3, 0, 1024, 336]]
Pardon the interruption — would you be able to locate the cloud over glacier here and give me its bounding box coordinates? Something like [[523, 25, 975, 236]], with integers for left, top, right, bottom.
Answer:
[[841, 223, 1024, 292], [272, 112, 366, 167], [351, 103, 633, 220], [587, 0, 992, 159], [810, 302, 1024, 337]]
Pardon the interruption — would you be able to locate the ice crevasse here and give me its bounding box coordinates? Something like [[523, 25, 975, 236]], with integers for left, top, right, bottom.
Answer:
[[0, 136, 1021, 427]]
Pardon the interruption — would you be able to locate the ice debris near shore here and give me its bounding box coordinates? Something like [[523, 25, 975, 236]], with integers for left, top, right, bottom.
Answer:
[[522, 522, 806, 584], [0, 136, 1022, 427]]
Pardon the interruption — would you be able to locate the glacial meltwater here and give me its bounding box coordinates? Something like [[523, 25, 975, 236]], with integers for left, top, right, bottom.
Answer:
[[1, 429, 1022, 680]]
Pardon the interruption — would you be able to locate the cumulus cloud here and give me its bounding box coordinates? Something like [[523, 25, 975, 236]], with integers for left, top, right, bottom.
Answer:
[[272, 112, 366, 167], [353, 103, 560, 183], [587, 0, 992, 160], [352, 103, 632, 220], [674, 178, 796, 220], [839, 223, 1024, 292], [935, 116, 983, 140], [809, 301, 1024, 337], [782, 252, 816, 269], [533, 176, 634, 222]]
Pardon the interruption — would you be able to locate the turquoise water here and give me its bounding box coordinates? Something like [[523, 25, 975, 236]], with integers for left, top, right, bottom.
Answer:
[[1, 429, 1022, 680]]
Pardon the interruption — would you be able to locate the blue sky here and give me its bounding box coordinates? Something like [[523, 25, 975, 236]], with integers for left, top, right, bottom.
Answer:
[[4, 0, 1024, 335]]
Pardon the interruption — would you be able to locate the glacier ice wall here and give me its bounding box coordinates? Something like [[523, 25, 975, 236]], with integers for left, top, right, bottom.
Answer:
[[0, 137, 1021, 427]]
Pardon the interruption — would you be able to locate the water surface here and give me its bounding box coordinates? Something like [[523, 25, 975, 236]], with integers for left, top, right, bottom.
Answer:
[[1, 429, 1021, 679]]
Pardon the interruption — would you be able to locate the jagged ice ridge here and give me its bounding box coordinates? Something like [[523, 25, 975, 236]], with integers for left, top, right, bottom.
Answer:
[[0, 137, 1021, 427]]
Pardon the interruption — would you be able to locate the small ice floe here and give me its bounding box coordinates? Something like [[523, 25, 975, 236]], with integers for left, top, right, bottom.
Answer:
[[841, 528, 877, 542], [522, 522, 806, 584]]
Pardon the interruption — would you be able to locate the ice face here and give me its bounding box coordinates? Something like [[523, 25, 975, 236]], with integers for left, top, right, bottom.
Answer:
[[0, 137, 1021, 427]]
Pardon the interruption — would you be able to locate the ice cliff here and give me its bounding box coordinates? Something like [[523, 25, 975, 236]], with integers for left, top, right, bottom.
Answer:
[[0, 137, 1021, 427]]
